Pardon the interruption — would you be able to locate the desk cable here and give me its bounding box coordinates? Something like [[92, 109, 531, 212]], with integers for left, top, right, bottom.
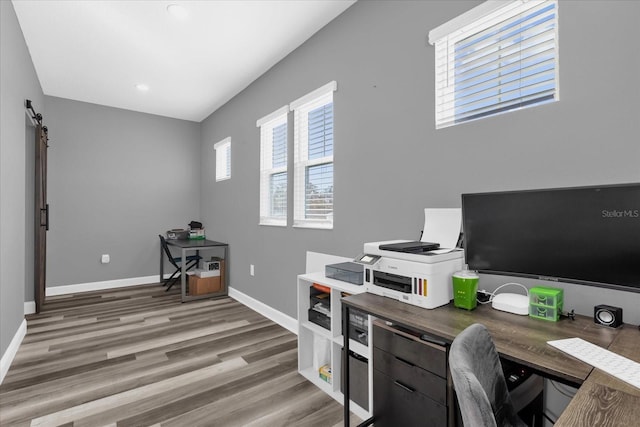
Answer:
[[476, 282, 529, 304]]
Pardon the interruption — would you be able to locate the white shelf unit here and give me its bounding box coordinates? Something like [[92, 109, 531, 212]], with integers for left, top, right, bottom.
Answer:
[[297, 270, 373, 421]]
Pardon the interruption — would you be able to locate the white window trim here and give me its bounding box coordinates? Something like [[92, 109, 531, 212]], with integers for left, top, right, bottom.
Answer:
[[290, 81, 337, 110], [428, 0, 559, 129], [428, 0, 527, 45], [257, 106, 289, 227], [291, 82, 336, 230], [214, 137, 231, 182], [256, 105, 289, 128]]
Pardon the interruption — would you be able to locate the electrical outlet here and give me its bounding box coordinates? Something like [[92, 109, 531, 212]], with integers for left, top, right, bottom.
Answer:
[[250, 264, 255, 276], [101, 254, 110, 264]]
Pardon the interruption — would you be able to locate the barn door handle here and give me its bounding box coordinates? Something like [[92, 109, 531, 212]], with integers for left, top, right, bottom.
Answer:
[[41, 204, 49, 230]]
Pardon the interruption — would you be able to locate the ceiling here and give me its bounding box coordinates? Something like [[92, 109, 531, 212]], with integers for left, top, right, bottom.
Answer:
[[12, 0, 356, 122]]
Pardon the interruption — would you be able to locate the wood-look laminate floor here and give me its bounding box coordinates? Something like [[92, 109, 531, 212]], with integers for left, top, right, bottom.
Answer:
[[0, 284, 359, 427]]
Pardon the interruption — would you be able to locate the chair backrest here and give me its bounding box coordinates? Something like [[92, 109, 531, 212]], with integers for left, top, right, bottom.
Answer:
[[449, 323, 522, 427], [159, 235, 179, 268]]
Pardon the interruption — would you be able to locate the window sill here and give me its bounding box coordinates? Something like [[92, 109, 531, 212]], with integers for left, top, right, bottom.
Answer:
[[293, 221, 333, 230], [259, 220, 287, 227]]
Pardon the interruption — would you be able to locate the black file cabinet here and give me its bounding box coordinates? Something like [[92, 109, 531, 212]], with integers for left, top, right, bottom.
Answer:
[[372, 321, 452, 427]]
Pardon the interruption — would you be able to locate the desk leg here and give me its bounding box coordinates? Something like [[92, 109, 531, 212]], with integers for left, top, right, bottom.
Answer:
[[343, 303, 350, 427], [160, 243, 164, 284], [224, 246, 228, 293], [181, 247, 187, 302]]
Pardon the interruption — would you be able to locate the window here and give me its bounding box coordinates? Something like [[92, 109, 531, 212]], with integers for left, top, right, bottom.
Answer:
[[214, 137, 231, 181], [257, 106, 289, 226], [291, 81, 336, 229], [429, 0, 558, 129]]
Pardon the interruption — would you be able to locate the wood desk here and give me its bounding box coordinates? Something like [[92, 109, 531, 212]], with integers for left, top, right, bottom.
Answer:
[[160, 239, 228, 302], [341, 293, 639, 426], [555, 327, 640, 426]]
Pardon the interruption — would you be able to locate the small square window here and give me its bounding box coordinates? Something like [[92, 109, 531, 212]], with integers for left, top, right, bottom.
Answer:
[[214, 137, 231, 181]]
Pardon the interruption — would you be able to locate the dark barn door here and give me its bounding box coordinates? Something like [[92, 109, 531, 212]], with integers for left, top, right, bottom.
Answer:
[[34, 124, 49, 313]]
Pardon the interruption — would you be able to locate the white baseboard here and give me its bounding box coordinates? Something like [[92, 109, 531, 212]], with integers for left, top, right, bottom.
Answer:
[[228, 287, 298, 335], [24, 301, 36, 315], [0, 319, 26, 385], [46, 275, 165, 296]]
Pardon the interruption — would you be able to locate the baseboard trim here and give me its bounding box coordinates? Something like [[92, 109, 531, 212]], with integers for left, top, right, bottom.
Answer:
[[46, 275, 165, 296], [24, 301, 36, 315], [228, 287, 298, 335], [0, 319, 26, 385]]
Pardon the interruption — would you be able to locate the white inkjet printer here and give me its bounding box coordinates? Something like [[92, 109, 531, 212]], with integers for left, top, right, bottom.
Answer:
[[355, 240, 463, 309]]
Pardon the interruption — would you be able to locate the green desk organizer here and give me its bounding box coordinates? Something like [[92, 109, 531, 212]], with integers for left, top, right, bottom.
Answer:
[[529, 286, 563, 321]]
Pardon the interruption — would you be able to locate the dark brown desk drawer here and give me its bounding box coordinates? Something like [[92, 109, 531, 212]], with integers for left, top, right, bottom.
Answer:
[[373, 368, 447, 427], [373, 346, 447, 405], [373, 322, 447, 378]]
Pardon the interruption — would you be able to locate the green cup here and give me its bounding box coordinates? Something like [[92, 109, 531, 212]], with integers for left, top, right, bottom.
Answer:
[[452, 270, 479, 310]]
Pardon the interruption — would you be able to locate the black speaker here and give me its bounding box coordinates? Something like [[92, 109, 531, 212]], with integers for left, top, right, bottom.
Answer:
[[594, 305, 623, 328]]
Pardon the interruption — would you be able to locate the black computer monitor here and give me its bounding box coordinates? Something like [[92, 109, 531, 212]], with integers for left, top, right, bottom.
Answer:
[[462, 183, 640, 292]]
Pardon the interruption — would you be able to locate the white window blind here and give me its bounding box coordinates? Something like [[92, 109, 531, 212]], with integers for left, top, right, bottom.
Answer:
[[257, 106, 289, 226], [291, 81, 336, 229], [214, 137, 231, 181], [429, 0, 558, 129]]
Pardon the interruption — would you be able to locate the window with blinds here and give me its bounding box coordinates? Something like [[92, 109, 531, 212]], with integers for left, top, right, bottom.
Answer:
[[429, 0, 558, 129], [291, 81, 336, 229], [214, 137, 231, 182], [257, 106, 289, 226]]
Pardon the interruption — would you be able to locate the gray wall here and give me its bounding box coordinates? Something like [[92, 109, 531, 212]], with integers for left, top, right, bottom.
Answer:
[[200, 0, 640, 323], [3, 0, 639, 367], [44, 97, 202, 286], [0, 1, 44, 356]]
